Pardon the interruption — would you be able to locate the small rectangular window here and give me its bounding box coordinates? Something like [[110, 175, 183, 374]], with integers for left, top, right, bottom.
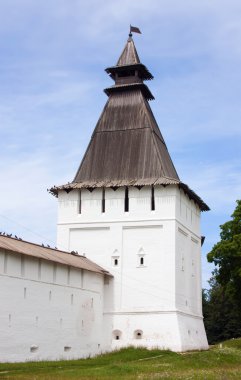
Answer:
[[151, 186, 155, 211], [125, 187, 129, 212], [102, 188, 105, 213]]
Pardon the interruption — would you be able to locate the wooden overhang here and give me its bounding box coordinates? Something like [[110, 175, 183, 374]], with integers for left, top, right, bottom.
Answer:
[[104, 83, 154, 101], [49, 179, 209, 212], [105, 63, 153, 81], [0, 235, 112, 277]]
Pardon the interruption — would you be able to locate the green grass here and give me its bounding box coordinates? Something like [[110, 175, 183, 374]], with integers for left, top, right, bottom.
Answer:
[[0, 338, 241, 379]]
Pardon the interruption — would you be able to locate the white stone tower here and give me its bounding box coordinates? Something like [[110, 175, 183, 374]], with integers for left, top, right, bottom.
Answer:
[[50, 33, 209, 352]]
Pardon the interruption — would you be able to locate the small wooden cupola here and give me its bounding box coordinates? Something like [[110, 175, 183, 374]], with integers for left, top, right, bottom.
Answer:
[[105, 35, 154, 101]]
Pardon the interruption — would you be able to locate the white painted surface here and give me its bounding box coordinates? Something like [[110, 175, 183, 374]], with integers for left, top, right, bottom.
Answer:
[[0, 250, 109, 362], [0, 184, 208, 362], [57, 185, 208, 352]]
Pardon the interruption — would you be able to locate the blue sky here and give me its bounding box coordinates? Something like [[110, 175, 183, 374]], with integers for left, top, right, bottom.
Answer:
[[0, 0, 241, 287]]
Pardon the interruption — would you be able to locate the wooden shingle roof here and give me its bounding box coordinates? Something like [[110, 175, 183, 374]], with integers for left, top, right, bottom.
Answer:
[[73, 90, 178, 183], [0, 235, 112, 276], [50, 36, 209, 212]]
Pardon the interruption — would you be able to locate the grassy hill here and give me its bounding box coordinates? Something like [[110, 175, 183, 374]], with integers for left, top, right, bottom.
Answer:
[[0, 338, 241, 379]]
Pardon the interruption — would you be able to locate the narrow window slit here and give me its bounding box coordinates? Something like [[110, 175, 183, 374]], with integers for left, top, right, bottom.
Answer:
[[140, 257, 144, 266], [79, 190, 82, 214], [125, 187, 129, 212], [102, 188, 105, 213], [151, 186, 155, 210]]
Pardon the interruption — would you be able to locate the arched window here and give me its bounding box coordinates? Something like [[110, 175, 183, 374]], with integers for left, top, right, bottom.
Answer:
[[113, 330, 122, 340], [112, 250, 120, 267]]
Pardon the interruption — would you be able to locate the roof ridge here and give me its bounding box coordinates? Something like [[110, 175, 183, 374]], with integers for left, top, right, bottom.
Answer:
[[0, 234, 83, 257], [141, 96, 180, 181], [0, 235, 113, 275], [73, 98, 111, 183]]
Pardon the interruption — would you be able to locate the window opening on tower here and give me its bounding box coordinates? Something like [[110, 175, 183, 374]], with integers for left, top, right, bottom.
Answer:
[[102, 188, 105, 213], [151, 186, 155, 210], [134, 330, 143, 339], [113, 330, 122, 340], [118, 70, 135, 77], [79, 190, 82, 214], [125, 187, 129, 212]]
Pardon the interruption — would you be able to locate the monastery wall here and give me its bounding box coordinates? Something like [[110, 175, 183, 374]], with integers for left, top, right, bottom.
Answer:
[[0, 249, 107, 362]]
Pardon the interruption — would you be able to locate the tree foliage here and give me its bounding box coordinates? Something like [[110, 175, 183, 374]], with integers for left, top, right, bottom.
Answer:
[[203, 200, 241, 344], [203, 275, 241, 344]]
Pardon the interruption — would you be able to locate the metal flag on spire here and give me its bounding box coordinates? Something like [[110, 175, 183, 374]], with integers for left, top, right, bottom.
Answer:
[[129, 25, 142, 37]]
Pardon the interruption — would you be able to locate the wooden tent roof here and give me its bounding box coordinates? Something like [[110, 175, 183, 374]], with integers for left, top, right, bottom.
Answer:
[[73, 90, 179, 183], [50, 36, 209, 212]]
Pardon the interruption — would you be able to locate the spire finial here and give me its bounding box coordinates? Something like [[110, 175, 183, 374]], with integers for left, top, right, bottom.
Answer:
[[129, 25, 132, 38]]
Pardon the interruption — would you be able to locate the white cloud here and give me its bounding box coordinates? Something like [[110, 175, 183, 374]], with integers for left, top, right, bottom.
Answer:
[[178, 159, 241, 212]]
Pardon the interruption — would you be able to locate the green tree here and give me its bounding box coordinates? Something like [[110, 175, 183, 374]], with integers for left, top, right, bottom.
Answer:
[[204, 200, 241, 343], [203, 275, 241, 344]]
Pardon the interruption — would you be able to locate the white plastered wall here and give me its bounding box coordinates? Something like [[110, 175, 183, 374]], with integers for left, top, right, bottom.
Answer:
[[0, 249, 108, 362], [57, 185, 208, 352]]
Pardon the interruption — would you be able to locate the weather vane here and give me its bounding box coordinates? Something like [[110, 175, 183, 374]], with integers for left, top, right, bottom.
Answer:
[[129, 25, 142, 37]]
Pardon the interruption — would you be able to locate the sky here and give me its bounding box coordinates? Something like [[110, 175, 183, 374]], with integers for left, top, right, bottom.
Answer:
[[0, 0, 241, 288]]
